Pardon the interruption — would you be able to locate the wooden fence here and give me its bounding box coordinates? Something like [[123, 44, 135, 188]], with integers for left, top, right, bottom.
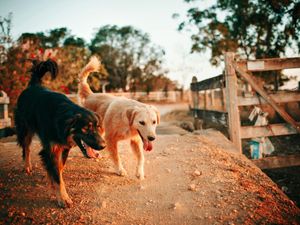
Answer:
[[67, 91, 187, 104], [191, 53, 300, 168], [225, 53, 300, 152], [190, 75, 226, 113], [190, 75, 228, 128]]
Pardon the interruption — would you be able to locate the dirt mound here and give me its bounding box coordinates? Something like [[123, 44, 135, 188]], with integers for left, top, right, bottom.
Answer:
[[0, 133, 299, 224]]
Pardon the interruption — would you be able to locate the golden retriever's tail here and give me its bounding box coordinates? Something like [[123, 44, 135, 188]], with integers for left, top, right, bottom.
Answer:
[[78, 56, 100, 104]]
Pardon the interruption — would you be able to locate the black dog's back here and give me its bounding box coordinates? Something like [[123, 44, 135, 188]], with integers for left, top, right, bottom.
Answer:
[[16, 86, 84, 144]]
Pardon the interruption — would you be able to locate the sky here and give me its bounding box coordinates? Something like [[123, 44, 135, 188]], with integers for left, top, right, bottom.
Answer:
[[0, 0, 222, 88]]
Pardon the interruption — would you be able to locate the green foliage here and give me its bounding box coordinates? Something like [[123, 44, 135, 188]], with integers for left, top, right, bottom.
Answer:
[[19, 27, 74, 48], [176, 0, 300, 66], [63, 36, 86, 47], [138, 74, 178, 93], [89, 25, 165, 91]]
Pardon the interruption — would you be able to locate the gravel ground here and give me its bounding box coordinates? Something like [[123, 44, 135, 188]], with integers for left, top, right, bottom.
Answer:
[[0, 104, 299, 224], [0, 133, 299, 224]]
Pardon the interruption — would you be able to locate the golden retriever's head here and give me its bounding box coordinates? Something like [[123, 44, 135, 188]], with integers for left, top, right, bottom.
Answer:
[[126, 105, 160, 151]]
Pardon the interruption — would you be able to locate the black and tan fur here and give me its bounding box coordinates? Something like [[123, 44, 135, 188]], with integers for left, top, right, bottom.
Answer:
[[14, 59, 105, 207]]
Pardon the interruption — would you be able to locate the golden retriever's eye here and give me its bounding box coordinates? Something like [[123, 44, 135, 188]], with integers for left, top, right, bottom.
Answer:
[[139, 121, 145, 126], [153, 120, 156, 124]]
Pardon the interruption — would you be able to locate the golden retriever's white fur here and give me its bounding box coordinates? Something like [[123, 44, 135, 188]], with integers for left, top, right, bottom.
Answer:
[[78, 56, 160, 179]]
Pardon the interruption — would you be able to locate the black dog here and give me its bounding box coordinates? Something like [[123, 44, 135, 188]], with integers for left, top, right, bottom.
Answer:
[[14, 59, 105, 208]]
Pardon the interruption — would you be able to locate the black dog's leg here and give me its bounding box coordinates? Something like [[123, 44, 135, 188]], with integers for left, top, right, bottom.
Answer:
[[22, 132, 34, 174], [54, 146, 73, 208], [40, 145, 72, 208], [15, 111, 34, 174], [17, 129, 34, 174], [62, 148, 70, 166]]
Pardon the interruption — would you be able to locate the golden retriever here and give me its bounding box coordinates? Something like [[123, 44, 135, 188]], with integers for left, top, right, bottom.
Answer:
[[78, 57, 160, 180]]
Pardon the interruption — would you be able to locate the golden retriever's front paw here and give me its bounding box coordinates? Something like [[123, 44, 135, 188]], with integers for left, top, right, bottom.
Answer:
[[136, 173, 145, 180], [117, 168, 128, 177], [136, 167, 145, 180]]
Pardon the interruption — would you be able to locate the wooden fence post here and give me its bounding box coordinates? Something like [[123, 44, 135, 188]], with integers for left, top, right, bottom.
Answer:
[[191, 76, 199, 118], [211, 90, 215, 106], [221, 85, 226, 110], [204, 90, 208, 109], [225, 52, 242, 153]]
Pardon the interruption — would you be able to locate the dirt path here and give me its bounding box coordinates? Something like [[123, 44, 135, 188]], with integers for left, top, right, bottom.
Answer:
[[0, 104, 299, 224]]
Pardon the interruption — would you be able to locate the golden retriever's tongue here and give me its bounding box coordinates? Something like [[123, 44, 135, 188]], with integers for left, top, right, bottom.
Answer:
[[86, 146, 99, 158], [143, 140, 153, 151]]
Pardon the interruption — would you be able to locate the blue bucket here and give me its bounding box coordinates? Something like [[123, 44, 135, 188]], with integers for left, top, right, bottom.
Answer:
[[250, 141, 260, 159]]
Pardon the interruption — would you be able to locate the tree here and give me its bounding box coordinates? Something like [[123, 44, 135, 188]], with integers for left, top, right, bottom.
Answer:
[[20, 27, 86, 48], [16, 29, 106, 93], [89, 25, 164, 91], [0, 27, 105, 110], [0, 13, 26, 109], [0, 13, 12, 45], [175, 0, 300, 66], [0, 13, 13, 63], [63, 36, 86, 47], [0, 42, 39, 108], [36, 27, 69, 48], [141, 74, 179, 93]]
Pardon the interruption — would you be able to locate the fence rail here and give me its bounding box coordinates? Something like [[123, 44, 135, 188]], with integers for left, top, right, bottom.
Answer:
[[236, 57, 300, 72], [237, 92, 300, 106], [67, 91, 186, 104]]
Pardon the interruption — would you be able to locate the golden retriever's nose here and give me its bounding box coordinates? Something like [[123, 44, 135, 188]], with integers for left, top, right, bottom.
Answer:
[[148, 136, 155, 141]]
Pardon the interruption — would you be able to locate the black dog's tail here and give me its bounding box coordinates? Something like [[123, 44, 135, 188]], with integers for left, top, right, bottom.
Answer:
[[28, 59, 58, 86]]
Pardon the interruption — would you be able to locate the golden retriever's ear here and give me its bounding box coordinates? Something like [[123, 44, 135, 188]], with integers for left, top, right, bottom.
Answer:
[[156, 110, 160, 124], [126, 108, 138, 126], [93, 112, 102, 124], [150, 105, 160, 124]]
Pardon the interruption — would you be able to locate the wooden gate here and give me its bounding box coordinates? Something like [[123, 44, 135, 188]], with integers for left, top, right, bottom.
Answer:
[[224, 52, 300, 167]]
